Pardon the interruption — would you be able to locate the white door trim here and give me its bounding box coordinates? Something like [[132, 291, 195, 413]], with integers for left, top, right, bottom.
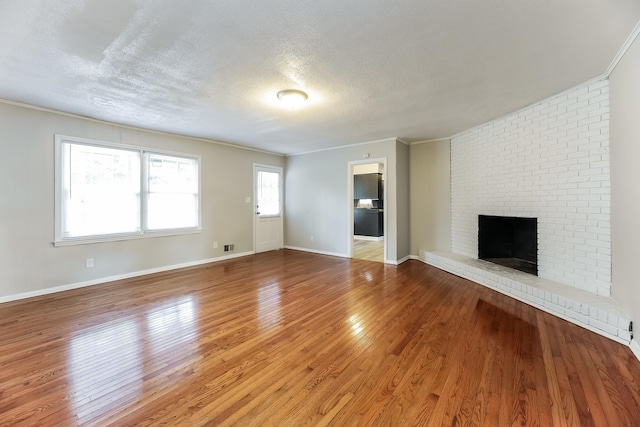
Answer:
[[253, 163, 284, 253], [347, 158, 388, 263]]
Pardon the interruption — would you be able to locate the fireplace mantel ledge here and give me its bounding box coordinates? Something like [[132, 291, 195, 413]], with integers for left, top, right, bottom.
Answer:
[[420, 251, 631, 346]]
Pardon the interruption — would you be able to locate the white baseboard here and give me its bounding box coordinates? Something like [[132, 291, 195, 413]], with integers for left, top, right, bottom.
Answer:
[[631, 339, 640, 363], [385, 255, 411, 265], [398, 255, 411, 264], [0, 251, 254, 304], [284, 246, 349, 259]]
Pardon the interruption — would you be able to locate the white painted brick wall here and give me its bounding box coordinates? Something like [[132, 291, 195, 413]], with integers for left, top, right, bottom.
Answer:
[[451, 79, 611, 295]]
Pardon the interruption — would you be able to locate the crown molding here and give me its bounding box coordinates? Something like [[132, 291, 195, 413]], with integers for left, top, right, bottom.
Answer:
[[605, 19, 640, 77], [0, 98, 284, 157], [287, 137, 399, 157], [408, 137, 451, 146]]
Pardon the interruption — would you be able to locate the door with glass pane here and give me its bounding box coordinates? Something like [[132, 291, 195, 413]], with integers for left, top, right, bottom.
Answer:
[[254, 165, 283, 253]]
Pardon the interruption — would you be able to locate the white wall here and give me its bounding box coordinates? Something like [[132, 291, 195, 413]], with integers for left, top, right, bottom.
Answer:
[[450, 80, 612, 295], [610, 34, 640, 330], [284, 138, 409, 263], [0, 102, 284, 300], [409, 140, 451, 255], [396, 140, 411, 260]]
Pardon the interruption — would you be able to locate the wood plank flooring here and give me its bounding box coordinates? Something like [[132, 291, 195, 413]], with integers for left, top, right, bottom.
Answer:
[[353, 239, 384, 263], [1, 249, 640, 426]]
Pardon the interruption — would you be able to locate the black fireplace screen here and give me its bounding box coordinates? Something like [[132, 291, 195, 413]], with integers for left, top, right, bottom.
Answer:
[[478, 215, 537, 275]]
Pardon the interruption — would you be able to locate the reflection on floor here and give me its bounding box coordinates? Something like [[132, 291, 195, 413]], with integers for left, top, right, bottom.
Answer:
[[353, 239, 384, 263]]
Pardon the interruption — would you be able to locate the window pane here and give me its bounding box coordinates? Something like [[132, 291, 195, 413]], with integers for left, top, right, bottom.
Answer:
[[63, 143, 141, 237], [257, 171, 280, 216], [146, 153, 199, 230]]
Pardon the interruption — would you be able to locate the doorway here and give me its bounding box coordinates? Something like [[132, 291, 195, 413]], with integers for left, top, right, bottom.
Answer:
[[349, 160, 386, 263], [254, 164, 283, 253]]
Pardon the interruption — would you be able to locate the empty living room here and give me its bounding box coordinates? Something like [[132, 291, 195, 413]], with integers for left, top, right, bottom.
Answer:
[[2, 1, 640, 425]]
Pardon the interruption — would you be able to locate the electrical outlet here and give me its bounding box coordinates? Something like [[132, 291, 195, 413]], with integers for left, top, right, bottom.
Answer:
[[230, 244, 235, 251], [86, 258, 94, 268], [224, 245, 229, 252], [213, 241, 218, 249], [310, 235, 314, 242], [245, 196, 251, 203]]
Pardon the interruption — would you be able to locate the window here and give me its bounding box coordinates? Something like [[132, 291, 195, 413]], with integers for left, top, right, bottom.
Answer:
[[256, 170, 281, 217], [55, 135, 200, 245]]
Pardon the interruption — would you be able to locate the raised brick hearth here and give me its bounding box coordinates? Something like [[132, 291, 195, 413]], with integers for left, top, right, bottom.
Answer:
[[422, 251, 631, 344]]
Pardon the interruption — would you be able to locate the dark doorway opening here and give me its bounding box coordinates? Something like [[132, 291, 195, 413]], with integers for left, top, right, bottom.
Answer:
[[478, 215, 538, 275]]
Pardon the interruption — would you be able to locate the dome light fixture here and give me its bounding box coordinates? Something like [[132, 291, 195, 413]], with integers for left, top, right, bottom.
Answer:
[[277, 89, 308, 109]]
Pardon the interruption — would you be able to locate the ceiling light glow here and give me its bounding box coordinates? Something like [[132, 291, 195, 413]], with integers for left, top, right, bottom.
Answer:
[[277, 89, 308, 109]]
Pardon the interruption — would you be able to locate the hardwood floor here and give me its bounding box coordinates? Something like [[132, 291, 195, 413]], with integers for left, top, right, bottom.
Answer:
[[1, 249, 640, 426], [353, 239, 384, 262]]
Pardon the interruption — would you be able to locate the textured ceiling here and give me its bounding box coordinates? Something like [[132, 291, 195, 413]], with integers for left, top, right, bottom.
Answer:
[[0, 1, 639, 155]]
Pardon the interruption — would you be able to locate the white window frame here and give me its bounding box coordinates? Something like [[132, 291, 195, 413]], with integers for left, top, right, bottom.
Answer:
[[54, 135, 201, 247], [255, 169, 282, 218]]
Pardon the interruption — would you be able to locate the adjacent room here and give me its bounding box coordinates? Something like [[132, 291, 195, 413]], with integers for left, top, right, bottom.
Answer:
[[2, 1, 640, 425]]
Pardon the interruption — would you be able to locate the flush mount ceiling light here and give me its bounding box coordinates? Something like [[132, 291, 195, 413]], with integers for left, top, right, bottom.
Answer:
[[277, 89, 308, 109]]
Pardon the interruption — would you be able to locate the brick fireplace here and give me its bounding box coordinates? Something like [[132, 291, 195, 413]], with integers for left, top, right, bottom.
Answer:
[[422, 78, 631, 344], [450, 79, 611, 296]]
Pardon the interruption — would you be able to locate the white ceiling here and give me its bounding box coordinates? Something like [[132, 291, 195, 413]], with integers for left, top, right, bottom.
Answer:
[[1, 1, 639, 155]]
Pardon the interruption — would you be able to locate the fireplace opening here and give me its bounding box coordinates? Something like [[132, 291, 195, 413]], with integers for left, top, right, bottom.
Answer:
[[478, 215, 537, 275]]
